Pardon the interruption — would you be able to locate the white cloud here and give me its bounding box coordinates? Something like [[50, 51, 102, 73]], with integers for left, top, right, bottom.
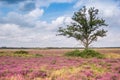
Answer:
[[1, 7, 44, 28], [74, 0, 86, 8], [0, 14, 76, 47], [52, 16, 72, 25], [26, 8, 44, 18], [35, 0, 73, 8], [73, 0, 120, 47], [47, 16, 72, 30], [0, 24, 22, 37], [0, 0, 78, 47], [0, 0, 120, 47], [93, 33, 120, 47], [74, 0, 120, 18]]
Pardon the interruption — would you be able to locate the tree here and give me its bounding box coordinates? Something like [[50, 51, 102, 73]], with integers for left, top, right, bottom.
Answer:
[[58, 6, 108, 49]]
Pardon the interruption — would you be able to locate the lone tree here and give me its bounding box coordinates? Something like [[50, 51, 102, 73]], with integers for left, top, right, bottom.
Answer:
[[58, 6, 108, 49]]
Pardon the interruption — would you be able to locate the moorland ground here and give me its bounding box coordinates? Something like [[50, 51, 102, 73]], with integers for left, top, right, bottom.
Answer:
[[0, 48, 120, 80]]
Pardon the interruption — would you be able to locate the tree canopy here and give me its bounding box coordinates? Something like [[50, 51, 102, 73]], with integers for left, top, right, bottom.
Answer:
[[58, 6, 108, 49]]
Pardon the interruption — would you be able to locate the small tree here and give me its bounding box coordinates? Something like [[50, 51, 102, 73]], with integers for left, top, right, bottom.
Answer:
[[58, 6, 108, 49]]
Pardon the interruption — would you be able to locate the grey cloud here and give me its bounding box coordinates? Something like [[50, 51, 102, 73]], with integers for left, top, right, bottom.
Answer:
[[0, 12, 35, 28], [0, 16, 75, 47], [19, 2, 35, 12], [1, 0, 26, 4], [0, 0, 36, 12]]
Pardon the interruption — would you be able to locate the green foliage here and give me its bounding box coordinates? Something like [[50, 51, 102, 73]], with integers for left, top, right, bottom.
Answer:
[[64, 49, 105, 58], [0, 50, 43, 58], [35, 54, 43, 57], [0, 51, 5, 54], [14, 50, 28, 54], [58, 6, 108, 49], [0, 52, 8, 57], [64, 49, 81, 57], [80, 49, 105, 58]]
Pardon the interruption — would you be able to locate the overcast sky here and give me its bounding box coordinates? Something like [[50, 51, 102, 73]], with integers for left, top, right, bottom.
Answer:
[[0, 0, 120, 47]]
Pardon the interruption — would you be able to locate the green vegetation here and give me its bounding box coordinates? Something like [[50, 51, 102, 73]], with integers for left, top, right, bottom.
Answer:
[[58, 6, 108, 50], [35, 54, 43, 57], [50, 63, 107, 80], [64, 49, 81, 57], [64, 49, 105, 58], [0, 50, 43, 58], [14, 50, 29, 54], [0, 51, 5, 54], [80, 49, 105, 58]]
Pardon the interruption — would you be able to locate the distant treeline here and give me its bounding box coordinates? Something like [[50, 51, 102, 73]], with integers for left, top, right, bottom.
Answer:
[[0, 47, 120, 49]]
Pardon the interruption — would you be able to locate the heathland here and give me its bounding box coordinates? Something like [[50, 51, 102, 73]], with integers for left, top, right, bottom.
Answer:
[[0, 48, 120, 80]]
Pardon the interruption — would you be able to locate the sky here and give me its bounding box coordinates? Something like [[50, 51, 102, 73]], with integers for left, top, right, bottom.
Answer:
[[0, 0, 120, 47]]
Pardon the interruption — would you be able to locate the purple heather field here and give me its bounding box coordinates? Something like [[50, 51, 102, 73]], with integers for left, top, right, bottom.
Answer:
[[0, 49, 120, 80]]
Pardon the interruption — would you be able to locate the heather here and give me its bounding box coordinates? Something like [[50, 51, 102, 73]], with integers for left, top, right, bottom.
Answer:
[[0, 49, 120, 80]]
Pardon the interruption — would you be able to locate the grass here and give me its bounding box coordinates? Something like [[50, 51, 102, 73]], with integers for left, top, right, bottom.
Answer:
[[44, 63, 107, 80], [0, 50, 43, 58], [104, 53, 120, 59], [34, 54, 43, 57], [14, 50, 29, 54]]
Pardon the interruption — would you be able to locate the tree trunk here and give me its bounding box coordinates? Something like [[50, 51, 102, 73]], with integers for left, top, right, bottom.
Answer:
[[85, 39, 89, 50], [85, 44, 88, 50]]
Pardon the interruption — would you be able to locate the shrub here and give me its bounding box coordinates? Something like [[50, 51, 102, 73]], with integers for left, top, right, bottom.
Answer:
[[64, 49, 105, 58], [35, 54, 43, 57], [64, 49, 81, 57], [0, 51, 5, 54], [80, 49, 105, 58], [14, 50, 28, 54]]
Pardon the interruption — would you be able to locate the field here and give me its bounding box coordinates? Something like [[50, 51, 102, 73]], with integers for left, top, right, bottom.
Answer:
[[0, 48, 120, 80]]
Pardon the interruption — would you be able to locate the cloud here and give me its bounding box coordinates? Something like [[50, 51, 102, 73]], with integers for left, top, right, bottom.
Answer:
[[93, 33, 120, 47], [0, 0, 77, 47], [73, 0, 120, 47], [26, 8, 44, 18], [74, 0, 120, 17], [0, 0, 120, 47], [74, 0, 86, 8], [1, 0, 26, 4], [35, 0, 74, 8], [19, 2, 35, 11], [47, 16, 72, 30], [0, 24, 22, 37], [0, 0, 74, 12], [0, 7, 44, 28], [1, 12, 33, 28], [1, 0, 73, 5], [0, 13, 76, 47]]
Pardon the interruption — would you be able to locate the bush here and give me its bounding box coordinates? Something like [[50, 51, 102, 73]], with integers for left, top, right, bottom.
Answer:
[[0, 51, 5, 54], [14, 50, 28, 54], [35, 54, 43, 57], [80, 49, 105, 58], [64, 49, 105, 58], [64, 49, 81, 57]]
